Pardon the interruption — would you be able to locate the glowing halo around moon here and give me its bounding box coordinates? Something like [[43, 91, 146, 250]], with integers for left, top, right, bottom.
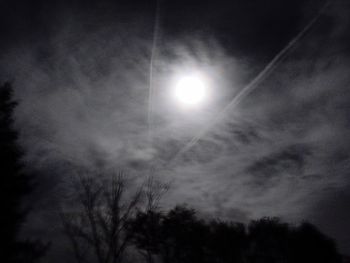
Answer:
[[173, 74, 207, 107]]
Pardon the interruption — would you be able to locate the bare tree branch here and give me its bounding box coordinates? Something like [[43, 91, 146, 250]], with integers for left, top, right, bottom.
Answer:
[[60, 170, 161, 263]]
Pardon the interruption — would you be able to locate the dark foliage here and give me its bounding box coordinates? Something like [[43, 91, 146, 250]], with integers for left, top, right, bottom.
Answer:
[[129, 206, 342, 263], [247, 217, 291, 263], [290, 222, 342, 263], [0, 82, 47, 262]]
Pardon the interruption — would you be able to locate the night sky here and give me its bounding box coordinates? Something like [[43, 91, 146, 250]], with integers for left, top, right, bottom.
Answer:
[[1, 0, 350, 260]]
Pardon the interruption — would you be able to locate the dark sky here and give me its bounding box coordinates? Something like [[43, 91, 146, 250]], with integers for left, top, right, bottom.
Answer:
[[1, 0, 350, 260]]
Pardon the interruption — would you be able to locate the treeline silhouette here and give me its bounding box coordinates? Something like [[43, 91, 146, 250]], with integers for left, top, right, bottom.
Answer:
[[0, 83, 48, 262], [0, 82, 345, 263], [60, 172, 342, 263], [129, 206, 342, 263]]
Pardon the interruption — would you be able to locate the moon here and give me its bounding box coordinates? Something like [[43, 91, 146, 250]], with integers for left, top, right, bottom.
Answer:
[[174, 74, 207, 106]]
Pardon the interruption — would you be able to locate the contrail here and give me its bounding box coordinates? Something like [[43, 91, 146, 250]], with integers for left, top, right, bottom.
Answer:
[[168, 0, 332, 164], [148, 0, 162, 143]]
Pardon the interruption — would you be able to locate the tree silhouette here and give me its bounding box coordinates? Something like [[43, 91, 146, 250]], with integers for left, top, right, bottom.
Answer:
[[247, 217, 292, 263], [247, 217, 342, 263], [128, 177, 169, 263], [130, 205, 210, 263], [130, 206, 249, 263], [290, 222, 342, 263], [130, 210, 163, 263], [0, 82, 47, 262], [160, 206, 204, 263], [130, 206, 342, 263], [208, 220, 247, 263], [60, 172, 168, 263]]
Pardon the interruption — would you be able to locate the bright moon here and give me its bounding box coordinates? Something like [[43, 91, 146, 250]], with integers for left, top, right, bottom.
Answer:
[[174, 75, 207, 106]]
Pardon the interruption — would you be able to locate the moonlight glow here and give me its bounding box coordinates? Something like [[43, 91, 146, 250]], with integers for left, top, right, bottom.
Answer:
[[174, 75, 207, 106]]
